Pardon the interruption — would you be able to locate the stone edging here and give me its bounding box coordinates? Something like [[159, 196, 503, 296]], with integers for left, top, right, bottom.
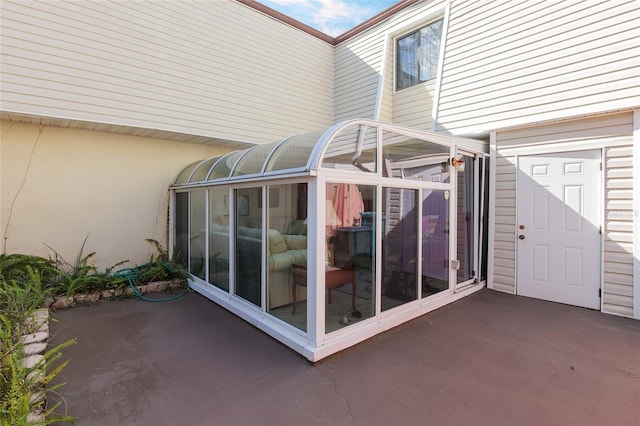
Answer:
[[21, 307, 50, 424], [44, 279, 186, 310]]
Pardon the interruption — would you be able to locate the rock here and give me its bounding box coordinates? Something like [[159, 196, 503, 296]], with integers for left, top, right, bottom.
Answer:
[[22, 331, 48, 345], [23, 342, 47, 356], [74, 293, 100, 304], [20, 354, 44, 369], [26, 410, 45, 424], [52, 296, 74, 310]]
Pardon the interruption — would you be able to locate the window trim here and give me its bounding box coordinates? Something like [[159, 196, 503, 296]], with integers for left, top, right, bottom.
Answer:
[[395, 17, 444, 91]]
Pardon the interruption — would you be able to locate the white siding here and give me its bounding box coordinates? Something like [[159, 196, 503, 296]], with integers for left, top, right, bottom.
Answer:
[[492, 155, 517, 293], [392, 81, 437, 129], [0, 0, 334, 143], [603, 144, 635, 316], [334, 1, 448, 123], [494, 112, 635, 317], [436, 0, 640, 135]]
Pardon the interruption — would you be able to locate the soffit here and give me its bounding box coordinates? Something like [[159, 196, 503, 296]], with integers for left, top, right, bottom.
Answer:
[[0, 112, 255, 150]]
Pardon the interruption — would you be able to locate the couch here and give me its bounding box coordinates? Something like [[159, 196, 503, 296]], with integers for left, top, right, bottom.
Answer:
[[208, 221, 307, 309]]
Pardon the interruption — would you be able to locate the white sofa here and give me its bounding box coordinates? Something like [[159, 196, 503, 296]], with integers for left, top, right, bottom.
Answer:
[[209, 221, 307, 308]]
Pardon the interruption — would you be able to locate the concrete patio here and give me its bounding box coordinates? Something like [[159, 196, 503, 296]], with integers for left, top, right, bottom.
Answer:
[[49, 288, 640, 425]]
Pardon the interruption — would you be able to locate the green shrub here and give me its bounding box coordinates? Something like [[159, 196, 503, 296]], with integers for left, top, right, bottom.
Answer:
[[0, 267, 46, 326]]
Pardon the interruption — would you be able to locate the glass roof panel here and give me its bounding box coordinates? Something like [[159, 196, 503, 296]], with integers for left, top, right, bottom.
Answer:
[[265, 129, 326, 173], [189, 157, 220, 183], [232, 142, 280, 177], [321, 123, 377, 173], [382, 129, 450, 179], [173, 120, 486, 188], [174, 161, 200, 185], [207, 151, 246, 181]]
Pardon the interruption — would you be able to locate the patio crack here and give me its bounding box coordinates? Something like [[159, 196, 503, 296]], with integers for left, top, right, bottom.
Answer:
[[317, 363, 355, 425]]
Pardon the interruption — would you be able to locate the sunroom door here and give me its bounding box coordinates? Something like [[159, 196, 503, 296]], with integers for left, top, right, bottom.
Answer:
[[455, 152, 478, 289]]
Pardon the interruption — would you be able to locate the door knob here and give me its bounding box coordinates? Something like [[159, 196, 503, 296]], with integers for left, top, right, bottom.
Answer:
[[518, 235, 525, 240]]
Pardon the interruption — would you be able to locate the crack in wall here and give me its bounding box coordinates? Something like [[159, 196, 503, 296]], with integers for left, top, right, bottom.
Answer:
[[2, 125, 44, 254]]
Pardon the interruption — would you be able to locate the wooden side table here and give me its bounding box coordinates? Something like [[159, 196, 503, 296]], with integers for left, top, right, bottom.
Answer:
[[292, 263, 357, 314]]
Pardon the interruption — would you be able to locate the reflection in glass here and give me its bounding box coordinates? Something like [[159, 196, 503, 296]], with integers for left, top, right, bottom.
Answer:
[[233, 143, 278, 177], [382, 188, 418, 311], [325, 183, 376, 333], [266, 129, 327, 172], [480, 157, 490, 281], [266, 184, 308, 332], [208, 151, 245, 181], [189, 190, 206, 280], [174, 161, 200, 185], [322, 124, 377, 173], [235, 187, 262, 306], [190, 157, 219, 183], [457, 154, 475, 284], [422, 189, 449, 296], [209, 187, 229, 291], [174, 192, 189, 268], [382, 130, 449, 179]]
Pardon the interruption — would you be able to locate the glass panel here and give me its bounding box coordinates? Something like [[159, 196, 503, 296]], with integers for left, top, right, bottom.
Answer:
[[208, 151, 245, 181], [480, 157, 490, 281], [325, 183, 376, 333], [189, 190, 206, 280], [457, 154, 475, 284], [266, 183, 308, 332], [418, 19, 443, 82], [382, 130, 449, 178], [235, 187, 262, 306], [322, 124, 377, 173], [209, 187, 229, 291], [174, 161, 200, 185], [190, 157, 220, 183], [396, 30, 419, 90], [422, 188, 449, 296], [266, 129, 327, 172], [396, 18, 443, 90], [174, 192, 189, 268], [232, 143, 278, 177], [381, 187, 418, 311]]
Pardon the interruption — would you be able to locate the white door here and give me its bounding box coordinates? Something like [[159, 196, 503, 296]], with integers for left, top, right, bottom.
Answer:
[[516, 150, 601, 309]]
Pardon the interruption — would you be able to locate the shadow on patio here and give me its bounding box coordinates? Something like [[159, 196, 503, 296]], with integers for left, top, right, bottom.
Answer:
[[49, 289, 640, 425]]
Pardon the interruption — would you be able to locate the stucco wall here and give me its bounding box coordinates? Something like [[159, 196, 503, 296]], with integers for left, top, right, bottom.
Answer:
[[1, 120, 226, 268]]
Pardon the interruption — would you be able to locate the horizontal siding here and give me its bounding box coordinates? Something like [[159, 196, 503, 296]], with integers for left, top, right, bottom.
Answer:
[[392, 82, 436, 130], [334, 0, 447, 123], [0, 0, 334, 143], [495, 112, 634, 316], [603, 140, 635, 317], [436, 0, 640, 135], [491, 154, 517, 293]]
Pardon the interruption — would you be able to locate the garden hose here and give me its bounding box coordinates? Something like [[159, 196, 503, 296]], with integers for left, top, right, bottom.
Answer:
[[112, 261, 188, 302]]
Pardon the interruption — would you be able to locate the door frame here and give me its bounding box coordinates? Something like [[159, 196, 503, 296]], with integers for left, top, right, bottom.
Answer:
[[514, 147, 604, 310]]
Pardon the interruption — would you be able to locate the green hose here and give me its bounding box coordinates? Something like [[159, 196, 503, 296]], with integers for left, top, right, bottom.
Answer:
[[113, 262, 189, 302]]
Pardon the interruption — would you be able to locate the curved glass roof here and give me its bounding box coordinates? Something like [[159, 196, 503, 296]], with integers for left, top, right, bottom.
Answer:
[[172, 119, 486, 187]]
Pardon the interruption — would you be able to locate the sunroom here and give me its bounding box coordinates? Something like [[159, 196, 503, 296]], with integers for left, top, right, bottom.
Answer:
[[170, 120, 489, 361]]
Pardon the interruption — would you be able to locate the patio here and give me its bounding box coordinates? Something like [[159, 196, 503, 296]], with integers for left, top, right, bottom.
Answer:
[[49, 289, 640, 425]]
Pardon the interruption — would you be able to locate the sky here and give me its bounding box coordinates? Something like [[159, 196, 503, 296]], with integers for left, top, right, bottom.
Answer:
[[257, 0, 401, 37]]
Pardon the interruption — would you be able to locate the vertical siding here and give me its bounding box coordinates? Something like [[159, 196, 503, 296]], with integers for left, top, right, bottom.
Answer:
[[0, 0, 334, 143], [436, 0, 640, 135], [495, 112, 635, 316]]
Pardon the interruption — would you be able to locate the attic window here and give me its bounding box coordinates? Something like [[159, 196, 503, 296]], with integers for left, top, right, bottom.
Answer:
[[396, 19, 443, 90]]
